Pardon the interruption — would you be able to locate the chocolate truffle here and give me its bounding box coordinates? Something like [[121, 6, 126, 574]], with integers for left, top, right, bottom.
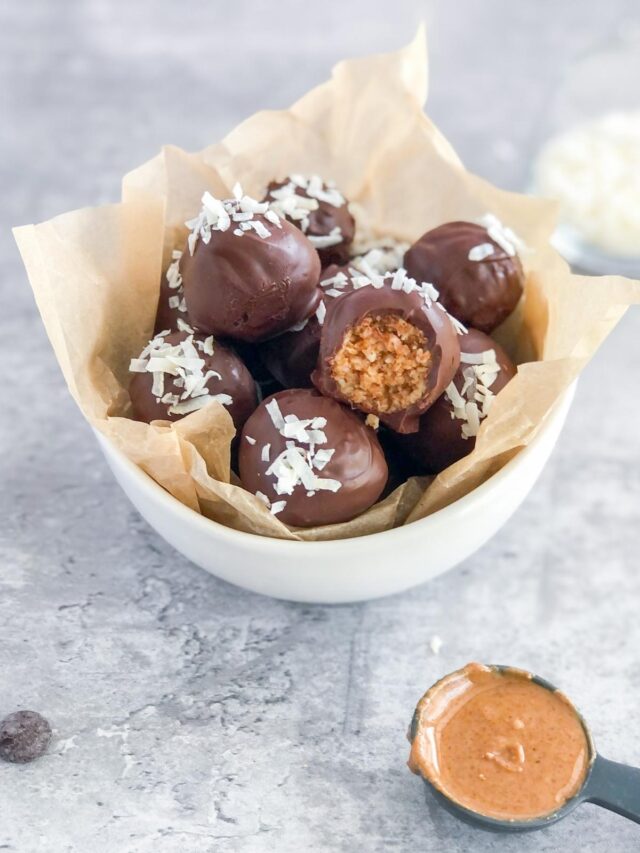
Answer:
[[181, 189, 322, 343], [129, 329, 257, 430], [238, 389, 388, 528], [312, 271, 462, 433], [264, 175, 355, 266], [394, 328, 516, 473], [154, 250, 190, 334], [403, 217, 525, 333]]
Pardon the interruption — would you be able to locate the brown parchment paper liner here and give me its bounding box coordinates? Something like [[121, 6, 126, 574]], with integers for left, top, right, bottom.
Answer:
[[14, 28, 640, 541]]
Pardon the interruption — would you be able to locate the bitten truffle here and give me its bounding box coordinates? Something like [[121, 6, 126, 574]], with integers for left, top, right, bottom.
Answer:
[[238, 389, 388, 528], [181, 188, 322, 343], [312, 271, 462, 433], [129, 329, 257, 430], [154, 250, 190, 334], [394, 328, 516, 473], [264, 175, 355, 266], [260, 253, 411, 388], [403, 216, 525, 333]]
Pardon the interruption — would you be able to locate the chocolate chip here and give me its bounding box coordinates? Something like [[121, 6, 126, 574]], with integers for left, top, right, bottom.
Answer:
[[0, 711, 52, 763]]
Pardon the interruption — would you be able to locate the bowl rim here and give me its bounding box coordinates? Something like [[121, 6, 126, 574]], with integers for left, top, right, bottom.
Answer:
[[96, 382, 576, 553]]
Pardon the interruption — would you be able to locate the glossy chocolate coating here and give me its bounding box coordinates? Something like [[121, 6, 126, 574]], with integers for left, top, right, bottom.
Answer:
[[403, 221, 524, 333], [312, 282, 461, 433], [264, 179, 355, 267], [394, 328, 516, 473], [129, 331, 258, 430], [238, 389, 388, 528], [181, 214, 322, 343], [259, 264, 354, 388]]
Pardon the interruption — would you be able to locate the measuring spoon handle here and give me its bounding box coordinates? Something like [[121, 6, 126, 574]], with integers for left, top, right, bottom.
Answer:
[[583, 754, 640, 824]]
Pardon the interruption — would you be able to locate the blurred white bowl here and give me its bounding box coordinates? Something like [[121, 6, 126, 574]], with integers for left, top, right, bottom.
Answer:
[[95, 384, 575, 604]]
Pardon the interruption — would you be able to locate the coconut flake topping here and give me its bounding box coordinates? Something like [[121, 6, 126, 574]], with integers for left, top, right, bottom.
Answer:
[[476, 213, 526, 257], [285, 267, 464, 337], [266, 175, 346, 238], [129, 332, 232, 416], [163, 251, 188, 315], [350, 239, 409, 276], [185, 185, 282, 255], [320, 267, 440, 305], [468, 242, 495, 262], [445, 348, 502, 439], [255, 398, 343, 514]]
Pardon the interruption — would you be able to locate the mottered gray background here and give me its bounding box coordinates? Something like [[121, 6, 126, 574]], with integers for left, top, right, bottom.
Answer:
[[1, 1, 639, 851]]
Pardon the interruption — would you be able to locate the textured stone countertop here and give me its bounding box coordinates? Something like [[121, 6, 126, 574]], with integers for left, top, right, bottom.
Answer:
[[1, 2, 639, 851]]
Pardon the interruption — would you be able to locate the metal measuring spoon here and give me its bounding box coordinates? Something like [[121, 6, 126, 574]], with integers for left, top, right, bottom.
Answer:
[[408, 664, 640, 832]]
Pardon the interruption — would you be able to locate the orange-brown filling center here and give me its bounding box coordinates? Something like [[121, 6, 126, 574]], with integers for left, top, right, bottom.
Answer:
[[330, 313, 431, 413]]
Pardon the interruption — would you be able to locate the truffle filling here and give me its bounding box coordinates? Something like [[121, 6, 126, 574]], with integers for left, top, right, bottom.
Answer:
[[330, 313, 431, 412]]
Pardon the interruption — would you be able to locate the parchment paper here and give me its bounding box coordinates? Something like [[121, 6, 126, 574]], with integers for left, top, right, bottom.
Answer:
[[14, 28, 640, 541]]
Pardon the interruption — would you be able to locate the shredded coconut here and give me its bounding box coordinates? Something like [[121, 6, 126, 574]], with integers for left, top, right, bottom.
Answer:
[[533, 111, 640, 257], [185, 186, 281, 255], [162, 253, 187, 316], [308, 226, 343, 249], [285, 268, 460, 341], [257, 405, 342, 502], [320, 270, 350, 290], [266, 175, 345, 236], [468, 242, 495, 262], [269, 174, 346, 236], [445, 347, 502, 439], [129, 332, 232, 417], [476, 213, 526, 257], [322, 267, 439, 305], [350, 239, 409, 276]]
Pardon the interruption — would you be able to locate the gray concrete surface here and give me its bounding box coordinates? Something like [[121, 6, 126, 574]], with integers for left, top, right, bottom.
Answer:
[[1, 2, 640, 851]]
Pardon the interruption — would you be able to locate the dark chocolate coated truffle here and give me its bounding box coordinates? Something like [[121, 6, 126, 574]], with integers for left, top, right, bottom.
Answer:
[[403, 219, 525, 333], [181, 191, 322, 343], [0, 711, 51, 764], [154, 250, 189, 334], [264, 175, 355, 267], [312, 273, 461, 434], [238, 389, 388, 528], [394, 328, 516, 473], [129, 330, 257, 430]]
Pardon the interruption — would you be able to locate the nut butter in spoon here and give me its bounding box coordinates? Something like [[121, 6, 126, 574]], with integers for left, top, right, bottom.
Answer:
[[408, 663, 640, 832]]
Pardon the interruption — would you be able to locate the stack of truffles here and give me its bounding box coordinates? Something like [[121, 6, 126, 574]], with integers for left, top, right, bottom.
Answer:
[[129, 176, 525, 528]]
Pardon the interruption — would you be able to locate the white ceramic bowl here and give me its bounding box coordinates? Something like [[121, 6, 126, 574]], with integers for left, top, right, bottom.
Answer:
[[96, 384, 575, 604]]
